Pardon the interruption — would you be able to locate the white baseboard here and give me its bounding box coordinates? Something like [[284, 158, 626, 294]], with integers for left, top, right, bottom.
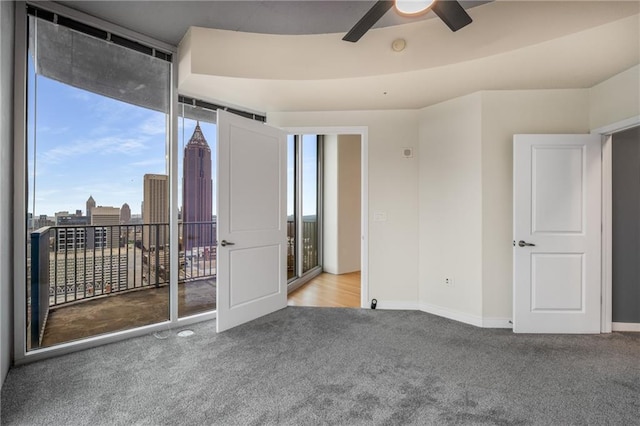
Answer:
[[419, 302, 483, 327], [375, 300, 419, 310], [612, 322, 640, 332], [419, 303, 512, 329], [482, 317, 513, 329]]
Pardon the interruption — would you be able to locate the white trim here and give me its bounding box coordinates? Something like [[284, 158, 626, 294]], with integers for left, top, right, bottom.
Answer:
[[27, 1, 176, 53], [601, 135, 613, 333], [13, 1, 28, 364], [419, 303, 511, 328], [591, 116, 640, 136], [482, 318, 513, 329], [168, 50, 179, 323], [596, 121, 640, 334], [419, 303, 484, 328], [612, 322, 640, 332], [375, 301, 419, 310], [279, 126, 370, 309], [287, 266, 322, 293]]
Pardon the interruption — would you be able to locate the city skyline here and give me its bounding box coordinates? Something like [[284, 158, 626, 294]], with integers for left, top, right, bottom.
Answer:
[[27, 70, 216, 218], [28, 72, 316, 222]]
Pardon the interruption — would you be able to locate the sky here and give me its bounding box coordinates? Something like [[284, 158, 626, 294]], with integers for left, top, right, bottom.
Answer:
[[28, 65, 317, 219]]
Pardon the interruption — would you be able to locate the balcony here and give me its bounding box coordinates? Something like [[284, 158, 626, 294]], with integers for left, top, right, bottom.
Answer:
[[28, 222, 218, 349], [287, 218, 319, 279], [27, 218, 319, 350]]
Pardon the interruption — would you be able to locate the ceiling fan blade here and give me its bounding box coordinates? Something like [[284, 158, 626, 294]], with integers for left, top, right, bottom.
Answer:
[[431, 0, 473, 32], [343, 0, 394, 42]]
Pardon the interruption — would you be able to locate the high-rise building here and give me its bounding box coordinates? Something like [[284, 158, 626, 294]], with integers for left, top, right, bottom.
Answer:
[[143, 174, 168, 249], [91, 206, 120, 249], [120, 203, 131, 224], [55, 212, 90, 252], [86, 195, 96, 221], [182, 123, 214, 251]]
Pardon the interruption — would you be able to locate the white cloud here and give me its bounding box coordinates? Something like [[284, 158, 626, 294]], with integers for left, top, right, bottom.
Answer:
[[138, 114, 168, 136], [70, 91, 91, 102], [128, 158, 165, 167], [40, 135, 150, 164]]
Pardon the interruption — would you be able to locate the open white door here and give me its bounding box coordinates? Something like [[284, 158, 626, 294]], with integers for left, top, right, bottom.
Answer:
[[513, 134, 601, 333], [216, 110, 287, 332]]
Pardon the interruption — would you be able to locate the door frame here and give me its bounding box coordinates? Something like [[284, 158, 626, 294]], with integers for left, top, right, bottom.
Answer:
[[285, 134, 325, 291], [593, 115, 640, 333], [282, 126, 369, 309]]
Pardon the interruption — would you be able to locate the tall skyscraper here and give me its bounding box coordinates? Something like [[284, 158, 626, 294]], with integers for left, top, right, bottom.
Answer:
[[120, 203, 131, 224], [91, 206, 121, 249], [86, 195, 96, 221], [143, 174, 168, 249], [182, 123, 213, 251]]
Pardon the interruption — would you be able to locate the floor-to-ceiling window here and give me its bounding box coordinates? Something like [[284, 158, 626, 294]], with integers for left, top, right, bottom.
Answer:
[[288, 134, 322, 285], [24, 6, 172, 350], [301, 135, 320, 273], [177, 102, 217, 318]]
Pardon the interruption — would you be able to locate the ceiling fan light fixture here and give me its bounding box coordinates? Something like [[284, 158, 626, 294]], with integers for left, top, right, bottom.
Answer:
[[395, 0, 436, 16]]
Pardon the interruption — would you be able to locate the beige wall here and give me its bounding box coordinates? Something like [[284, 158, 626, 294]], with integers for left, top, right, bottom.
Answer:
[[480, 89, 591, 321], [273, 68, 636, 319], [269, 110, 420, 307], [418, 93, 483, 319], [337, 135, 361, 274], [590, 65, 640, 130], [323, 134, 361, 275], [323, 135, 339, 274], [418, 90, 592, 324]]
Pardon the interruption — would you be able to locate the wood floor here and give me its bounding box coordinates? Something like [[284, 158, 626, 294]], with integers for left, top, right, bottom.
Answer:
[[287, 271, 361, 308]]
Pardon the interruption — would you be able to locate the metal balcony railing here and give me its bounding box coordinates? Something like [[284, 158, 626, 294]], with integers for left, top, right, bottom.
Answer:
[[27, 219, 318, 348], [286, 218, 319, 276], [28, 222, 217, 348]]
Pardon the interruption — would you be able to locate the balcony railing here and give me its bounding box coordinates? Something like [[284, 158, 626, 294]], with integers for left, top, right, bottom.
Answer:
[[28, 222, 217, 349], [28, 218, 318, 348], [286, 218, 319, 276]]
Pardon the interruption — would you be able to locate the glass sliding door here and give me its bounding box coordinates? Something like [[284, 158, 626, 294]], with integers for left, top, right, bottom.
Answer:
[[287, 134, 322, 285], [177, 104, 217, 318], [24, 9, 172, 350]]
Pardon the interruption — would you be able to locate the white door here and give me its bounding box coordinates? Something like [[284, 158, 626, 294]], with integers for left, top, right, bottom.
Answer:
[[513, 134, 601, 333], [216, 110, 287, 332]]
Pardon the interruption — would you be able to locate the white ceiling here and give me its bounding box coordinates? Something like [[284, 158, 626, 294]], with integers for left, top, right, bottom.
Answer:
[[56, 1, 640, 113]]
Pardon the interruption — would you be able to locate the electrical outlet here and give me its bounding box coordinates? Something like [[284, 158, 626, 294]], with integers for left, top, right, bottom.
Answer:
[[444, 277, 453, 286]]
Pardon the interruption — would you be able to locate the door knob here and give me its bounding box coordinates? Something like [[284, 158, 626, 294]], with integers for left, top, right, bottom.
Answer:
[[518, 240, 535, 247], [220, 240, 235, 247]]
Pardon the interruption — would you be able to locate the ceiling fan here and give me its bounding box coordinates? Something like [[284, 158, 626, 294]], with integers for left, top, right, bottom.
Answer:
[[343, 0, 473, 42]]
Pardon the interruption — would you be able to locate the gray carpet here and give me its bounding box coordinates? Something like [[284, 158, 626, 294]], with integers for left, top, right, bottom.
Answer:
[[1, 307, 639, 425]]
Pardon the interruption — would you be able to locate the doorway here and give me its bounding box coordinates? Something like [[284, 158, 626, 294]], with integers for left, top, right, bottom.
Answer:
[[610, 125, 640, 331], [287, 133, 364, 308]]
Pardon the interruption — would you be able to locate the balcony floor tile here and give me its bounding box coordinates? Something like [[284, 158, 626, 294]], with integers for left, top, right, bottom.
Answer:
[[40, 279, 216, 348]]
